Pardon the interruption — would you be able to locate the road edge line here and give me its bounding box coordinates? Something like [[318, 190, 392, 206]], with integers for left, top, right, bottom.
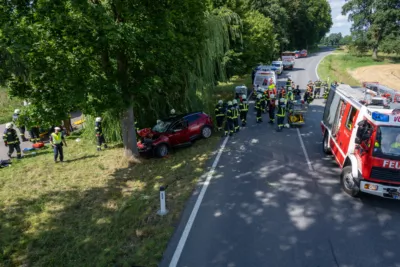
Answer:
[[296, 128, 313, 171], [168, 136, 230, 267]]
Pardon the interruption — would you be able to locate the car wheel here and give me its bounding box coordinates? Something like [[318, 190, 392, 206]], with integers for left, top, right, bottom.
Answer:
[[322, 132, 331, 155], [341, 166, 360, 197], [155, 144, 169, 158], [201, 126, 212, 139]]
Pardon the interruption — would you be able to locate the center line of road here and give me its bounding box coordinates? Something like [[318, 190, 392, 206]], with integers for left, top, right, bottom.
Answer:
[[296, 128, 313, 171], [169, 136, 230, 267]]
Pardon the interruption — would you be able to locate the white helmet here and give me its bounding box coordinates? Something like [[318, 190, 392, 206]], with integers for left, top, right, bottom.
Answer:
[[157, 119, 161, 124], [228, 101, 233, 106], [257, 94, 262, 99], [218, 100, 223, 105], [233, 99, 237, 104], [279, 98, 286, 105], [242, 94, 247, 100], [95, 117, 102, 122], [5, 122, 13, 129], [14, 109, 20, 114], [170, 109, 176, 115], [288, 87, 292, 91], [270, 93, 275, 99]]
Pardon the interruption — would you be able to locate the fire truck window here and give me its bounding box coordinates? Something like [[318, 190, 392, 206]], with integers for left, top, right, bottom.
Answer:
[[323, 90, 341, 128], [332, 99, 345, 137], [345, 107, 357, 130]]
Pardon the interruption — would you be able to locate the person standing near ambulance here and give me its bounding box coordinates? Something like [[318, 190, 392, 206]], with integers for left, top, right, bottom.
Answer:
[[50, 127, 67, 163]]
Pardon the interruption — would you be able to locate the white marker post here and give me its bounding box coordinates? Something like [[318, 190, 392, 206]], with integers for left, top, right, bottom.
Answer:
[[157, 186, 169, 216]]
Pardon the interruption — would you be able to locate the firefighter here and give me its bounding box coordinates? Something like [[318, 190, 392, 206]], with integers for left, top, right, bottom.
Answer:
[[277, 98, 287, 132], [232, 99, 240, 132], [239, 94, 249, 126], [286, 77, 292, 87], [224, 101, 234, 136], [215, 100, 225, 131], [267, 86, 277, 124], [12, 109, 28, 142], [279, 86, 286, 99], [3, 123, 22, 159], [390, 134, 400, 149], [255, 94, 263, 123], [293, 85, 301, 100], [50, 126, 67, 163], [27, 115, 41, 144], [95, 117, 108, 151], [314, 79, 322, 98], [260, 91, 267, 113], [304, 85, 314, 104], [286, 86, 294, 113]]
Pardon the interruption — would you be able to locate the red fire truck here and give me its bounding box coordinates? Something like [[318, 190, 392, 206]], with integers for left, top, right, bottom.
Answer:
[[321, 84, 400, 199], [363, 81, 400, 103]]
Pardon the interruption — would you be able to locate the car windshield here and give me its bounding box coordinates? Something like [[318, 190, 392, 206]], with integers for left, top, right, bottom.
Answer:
[[272, 63, 280, 67], [152, 120, 172, 133], [374, 126, 400, 158]]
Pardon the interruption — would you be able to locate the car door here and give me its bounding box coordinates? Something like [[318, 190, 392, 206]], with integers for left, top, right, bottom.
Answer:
[[168, 119, 190, 146], [185, 114, 201, 141]]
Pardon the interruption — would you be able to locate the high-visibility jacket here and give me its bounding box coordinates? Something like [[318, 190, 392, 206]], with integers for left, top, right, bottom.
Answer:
[[227, 108, 234, 121], [239, 102, 249, 112], [255, 100, 263, 111], [3, 129, 20, 145], [286, 91, 294, 101], [51, 132, 63, 144], [215, 104, 225, 117], [232, 106, 239, 119], [391, 142, 400, 149], [95, 122, 103, 136], [267, 88, 277, 101]]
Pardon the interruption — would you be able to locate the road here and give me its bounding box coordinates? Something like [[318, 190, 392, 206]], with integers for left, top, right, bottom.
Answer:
[[160, 50, 400, 267]]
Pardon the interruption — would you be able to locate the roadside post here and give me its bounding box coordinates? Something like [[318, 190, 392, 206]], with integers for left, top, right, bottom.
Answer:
[[157, 186, 169, 216]]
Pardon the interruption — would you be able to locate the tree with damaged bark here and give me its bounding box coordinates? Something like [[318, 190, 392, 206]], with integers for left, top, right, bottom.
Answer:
[[342, 0, 400, 59]]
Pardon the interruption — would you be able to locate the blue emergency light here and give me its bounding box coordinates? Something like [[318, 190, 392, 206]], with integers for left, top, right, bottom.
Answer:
[[371, 111, 389, 122]]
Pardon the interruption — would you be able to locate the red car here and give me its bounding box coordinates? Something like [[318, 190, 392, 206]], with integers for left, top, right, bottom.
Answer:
[[137, 112, 213, 157], [300, 50, 308, 57], [294, 50, 300, 58]]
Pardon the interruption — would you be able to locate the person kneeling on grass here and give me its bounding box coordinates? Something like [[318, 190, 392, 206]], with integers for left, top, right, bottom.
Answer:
[[50, 127, 67, 163]]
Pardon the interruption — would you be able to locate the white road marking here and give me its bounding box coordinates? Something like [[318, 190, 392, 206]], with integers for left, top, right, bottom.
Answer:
[[169, 136, 230, 267], [296, 128, 313, 171]]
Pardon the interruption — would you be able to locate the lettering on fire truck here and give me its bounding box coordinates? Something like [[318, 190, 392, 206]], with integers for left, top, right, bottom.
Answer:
[[383, 160, 400, 169], [394, 116, 400, 122]]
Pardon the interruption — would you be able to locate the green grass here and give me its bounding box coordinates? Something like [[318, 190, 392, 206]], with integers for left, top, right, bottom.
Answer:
[[317, 51, 400, 86], [0, 133, 220, 266], [0, 87, 22, 124], [215, 74, 252, 101]]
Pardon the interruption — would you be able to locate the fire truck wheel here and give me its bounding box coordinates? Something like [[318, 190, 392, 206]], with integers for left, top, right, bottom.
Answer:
[[322, 132, 331, 154], [340, 166, 360, 197]]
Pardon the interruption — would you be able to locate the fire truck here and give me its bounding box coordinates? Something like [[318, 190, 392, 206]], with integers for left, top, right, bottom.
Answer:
[[363, 81, 400, 103], [321, 83, 400, 199]]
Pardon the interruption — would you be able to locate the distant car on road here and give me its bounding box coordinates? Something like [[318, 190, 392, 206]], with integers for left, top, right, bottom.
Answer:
[[300, 50, 308, 57], [294, 50, 300, 58], [271, 61, 283, 75], [137, 112, 213, 157]]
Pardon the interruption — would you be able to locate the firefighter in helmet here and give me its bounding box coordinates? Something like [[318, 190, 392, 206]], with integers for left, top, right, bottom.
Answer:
[[255, 94, 263, 123], [225, 101, 234, 136], [276, 98, 287, 132], [3, 123, 22, 159], [232, 99, 240, 132], [239, 94, 249, 126], [215, 100, 225, 131]]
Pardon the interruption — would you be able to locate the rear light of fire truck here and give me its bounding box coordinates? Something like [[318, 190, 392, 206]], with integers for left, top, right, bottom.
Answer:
[[364, 183, 378, 191]]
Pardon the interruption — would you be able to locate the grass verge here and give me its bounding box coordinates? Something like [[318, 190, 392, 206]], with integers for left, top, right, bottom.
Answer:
[[215, 74, 252, 101], [0, 133, 220, 266], [0, 87, 22, 124], [317, 51, 400, 86]]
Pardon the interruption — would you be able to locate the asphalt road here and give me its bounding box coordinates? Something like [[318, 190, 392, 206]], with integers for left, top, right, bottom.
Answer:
[[160, 50, 400, 267]]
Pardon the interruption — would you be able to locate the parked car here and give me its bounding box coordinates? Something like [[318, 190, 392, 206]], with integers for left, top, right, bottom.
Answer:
[[294, 50, 300, 58], [271, 61, 283, 75], [137, 112, 213, 157], [300, 49, 308, 57]]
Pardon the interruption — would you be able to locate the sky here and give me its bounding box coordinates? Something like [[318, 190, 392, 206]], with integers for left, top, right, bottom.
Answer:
[[328, 0, 352, 36]]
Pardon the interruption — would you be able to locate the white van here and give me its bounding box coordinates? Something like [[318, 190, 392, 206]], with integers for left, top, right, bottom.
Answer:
[[253, 70, 277, 93]]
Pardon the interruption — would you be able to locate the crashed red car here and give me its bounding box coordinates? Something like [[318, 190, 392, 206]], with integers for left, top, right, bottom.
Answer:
[[137, 112, 213, 157]]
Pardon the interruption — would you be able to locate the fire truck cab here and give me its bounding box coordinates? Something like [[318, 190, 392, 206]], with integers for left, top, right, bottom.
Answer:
[[321, 84, 400, 199]]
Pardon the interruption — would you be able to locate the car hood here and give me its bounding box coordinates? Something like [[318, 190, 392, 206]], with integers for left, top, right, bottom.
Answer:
[[138, 128, 155, 137]]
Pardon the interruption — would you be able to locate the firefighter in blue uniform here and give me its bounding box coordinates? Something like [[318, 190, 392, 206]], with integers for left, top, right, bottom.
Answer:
[[277, 98, 287, 131], [255, 94, 263, 123], [215, 100, 225, 131], [3, 123, 22, 159], [239, 94, 249, 126], [232, 99, 240, 132], [224, 101, 234, 136]]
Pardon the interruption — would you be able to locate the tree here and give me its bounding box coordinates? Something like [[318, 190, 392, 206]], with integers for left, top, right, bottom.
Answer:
[[342, 0, 400, 59], [339, 35, 352, 45]]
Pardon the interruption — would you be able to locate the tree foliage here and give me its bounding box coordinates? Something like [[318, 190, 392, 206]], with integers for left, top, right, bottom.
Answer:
[[342, 0, 400, 58]]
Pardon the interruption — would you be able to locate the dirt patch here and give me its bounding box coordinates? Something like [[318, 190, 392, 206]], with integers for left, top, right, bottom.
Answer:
[[350, 64, 400, 90]]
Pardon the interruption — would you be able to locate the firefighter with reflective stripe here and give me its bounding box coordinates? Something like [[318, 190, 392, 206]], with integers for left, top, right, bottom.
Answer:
[[239, 94, 249, 126], [12, 109, 28, 142], [267, 87, 277, 124], [232, 99, 240, 132], [304, 85, 314, 104], [3, 123, 22, 159], [286, 86, 294, 113], [277, 98, 287, 131], [50, 127, 67, 163], [95, 117, 108, 151], [314, 79, 322, 98], [215, 100, 225, 131], [286, 77, 292, 87], [224, 101, 234, 136], [256, 94, 263, 123]]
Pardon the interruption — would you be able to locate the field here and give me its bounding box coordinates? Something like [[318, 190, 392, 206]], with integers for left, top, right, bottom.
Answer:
[[0, 75, 250, 267], [351, 65, 400, 90], [317, 48, 400, 87]]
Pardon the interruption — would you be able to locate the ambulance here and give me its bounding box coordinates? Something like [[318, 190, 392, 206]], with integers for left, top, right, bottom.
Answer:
[[253, 69, 277, 94], [321, 84, 400, 199]]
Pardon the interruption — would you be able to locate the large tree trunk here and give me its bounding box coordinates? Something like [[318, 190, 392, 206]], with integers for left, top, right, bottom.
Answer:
[[372, 47, 378, 60], [121, 105, 138, 157]]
